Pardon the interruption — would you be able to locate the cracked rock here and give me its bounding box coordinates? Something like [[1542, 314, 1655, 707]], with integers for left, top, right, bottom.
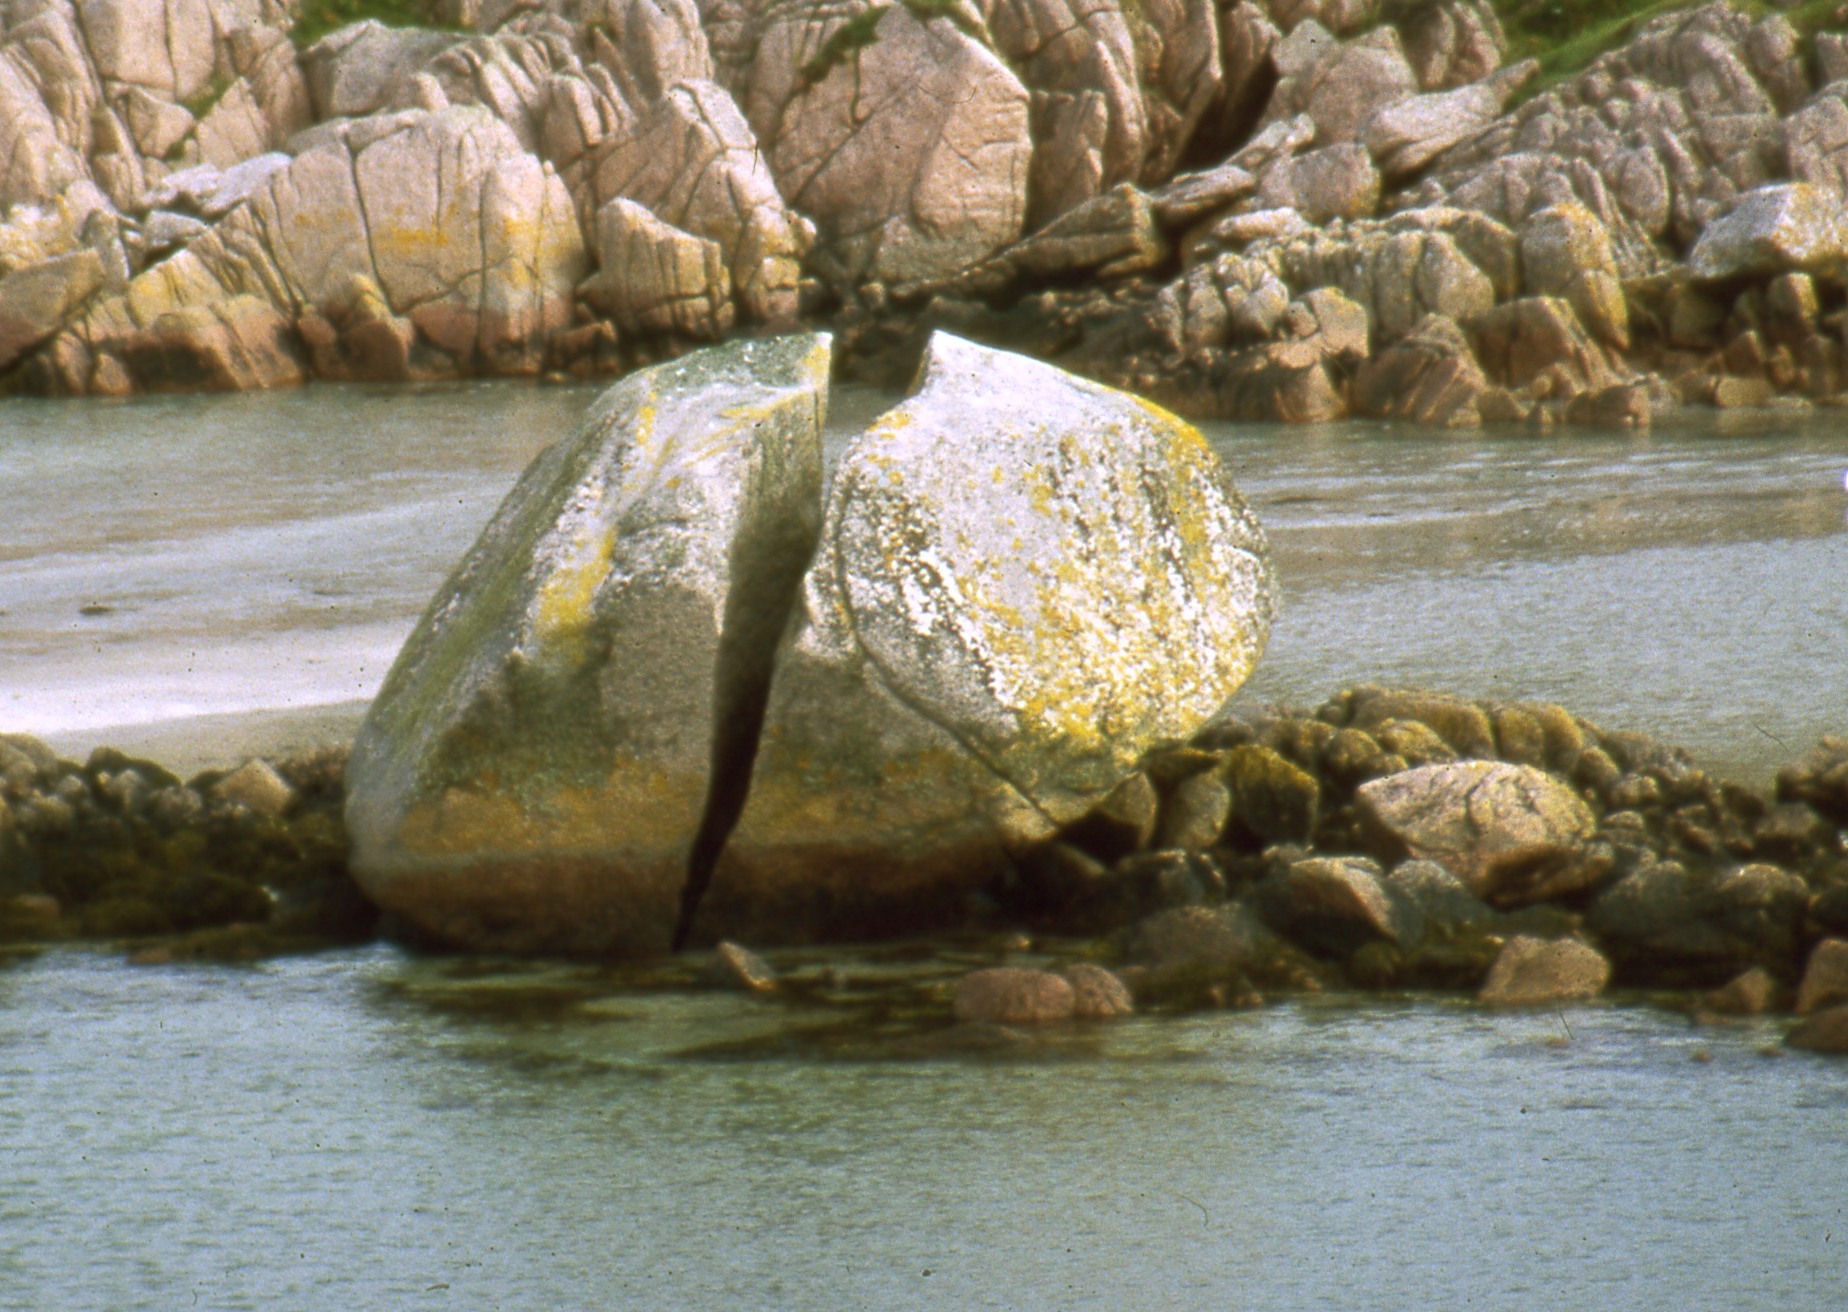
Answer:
[[345, 330, 1273, 954], [344, 334, 831, 955]]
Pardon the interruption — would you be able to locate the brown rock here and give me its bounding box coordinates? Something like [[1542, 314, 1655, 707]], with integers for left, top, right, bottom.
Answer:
[[1700, 966, 1782, 1016], [1061, 772, 1160, 862], [1471, 296, 1620, 396], [211, 759, 296, 817], [1267, 855, 1399, 954], [0, 249, 105, 371], [1479, 935, 1610, 1006], [1397, 0, 1506, 91], [1798, 938, 1848, 1015], [953, 967, 1077, 1024], [1062, 962, 1134, 1018], [1357, 759, 1597, 899], [1156, 772, 1231, 851], [710, 940, 778, 993], [1787, 1003, 1848, 1054], [1220, 743, 1320, 847], [1351, 313, 1488, 426], [1689, 183, 1848, 281]]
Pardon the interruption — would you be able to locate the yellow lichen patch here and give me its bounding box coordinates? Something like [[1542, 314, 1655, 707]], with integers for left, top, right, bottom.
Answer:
[[395, 759, 705, 860], [533, 524, 617, 659]]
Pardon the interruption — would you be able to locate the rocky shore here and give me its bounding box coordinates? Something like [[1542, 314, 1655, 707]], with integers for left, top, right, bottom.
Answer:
[[2, 0, 1848, 423], [6, 686, 1848, 1052]]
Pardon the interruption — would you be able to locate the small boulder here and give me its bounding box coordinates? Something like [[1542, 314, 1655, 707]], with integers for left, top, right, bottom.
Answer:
[[1257, 855, 1400, 957], [710, 940, 778, 993], [1062, 963, 1134, 1018], [1699, 966, 1782, 1017], [1156, 773, 1231, 851], [211, 759, 295, 817], [1688, 183, 1848, 281], [1787, 1003, 1848, 1055], [1357, 759, 1596, 900], [953, 967, 1076, 1024], [1798, 938, 1848, 1014], [1220, 743, 1320, 848], [1479, 935, 1610, 1007]]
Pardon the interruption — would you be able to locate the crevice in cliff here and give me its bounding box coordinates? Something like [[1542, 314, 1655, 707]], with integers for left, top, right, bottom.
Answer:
[[671, 386, 829, 952]]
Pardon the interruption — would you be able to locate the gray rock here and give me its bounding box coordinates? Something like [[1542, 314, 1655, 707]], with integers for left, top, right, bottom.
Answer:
[[345, 334, 830, 955], [1688, 183, 1848, 280], [1479, 935, 1610, 1006]]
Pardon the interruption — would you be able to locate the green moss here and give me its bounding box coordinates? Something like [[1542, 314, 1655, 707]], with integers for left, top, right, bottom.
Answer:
[[1492, 0, 1835, 98], [800, 6, 889, 87], [289, 0, 460, 48], [180, 73, 234, 121]]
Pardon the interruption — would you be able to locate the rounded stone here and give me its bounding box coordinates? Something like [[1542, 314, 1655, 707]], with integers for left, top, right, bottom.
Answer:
[[953, 967, 1077, 1025]]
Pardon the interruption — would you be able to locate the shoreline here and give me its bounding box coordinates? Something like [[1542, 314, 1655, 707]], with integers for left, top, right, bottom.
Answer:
[[5, 681, 1844, 1050]]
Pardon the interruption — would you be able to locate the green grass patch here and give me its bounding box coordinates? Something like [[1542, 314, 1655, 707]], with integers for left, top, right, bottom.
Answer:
[[290, 0, 460, 48], [1494, 0, 1845, 98], [799, 5, 889, 86]]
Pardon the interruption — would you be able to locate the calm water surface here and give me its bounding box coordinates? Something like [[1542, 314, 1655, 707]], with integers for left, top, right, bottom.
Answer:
[[1, 384, 1845, 1307], [2, 944, 1844, 1311]]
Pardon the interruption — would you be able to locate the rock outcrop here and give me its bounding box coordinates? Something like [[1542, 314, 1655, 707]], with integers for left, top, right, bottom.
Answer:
[[3, 0, 1848, 419], [345, 331, 1274, 953]]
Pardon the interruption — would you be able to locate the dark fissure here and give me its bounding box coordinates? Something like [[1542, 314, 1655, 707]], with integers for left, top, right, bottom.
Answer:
[[671, 443, 826, 951]]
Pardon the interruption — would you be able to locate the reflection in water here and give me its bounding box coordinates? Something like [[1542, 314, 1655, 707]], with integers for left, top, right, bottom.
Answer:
[[1, 946, 1843, 1310]]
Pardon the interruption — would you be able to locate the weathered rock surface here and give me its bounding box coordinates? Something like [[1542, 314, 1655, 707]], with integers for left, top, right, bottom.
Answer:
[[953, 966, 1076, 1024], [345, 334, 830, 955], [1687, 183, 1848, 280], [1357, 760, 1597, 901], [706, 332, 1273, 942], [345, 330, 1270, 952], [751, 4, 1032, 289], [39, 107, 587, 392], [1478, 935, 1611, 1006]]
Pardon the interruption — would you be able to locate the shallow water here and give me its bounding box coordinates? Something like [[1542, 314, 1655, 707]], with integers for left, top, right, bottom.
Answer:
[[3, 386, 1846, 1307], [0, 382, 1841, 778], [2, 944, 1842, 1310]]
